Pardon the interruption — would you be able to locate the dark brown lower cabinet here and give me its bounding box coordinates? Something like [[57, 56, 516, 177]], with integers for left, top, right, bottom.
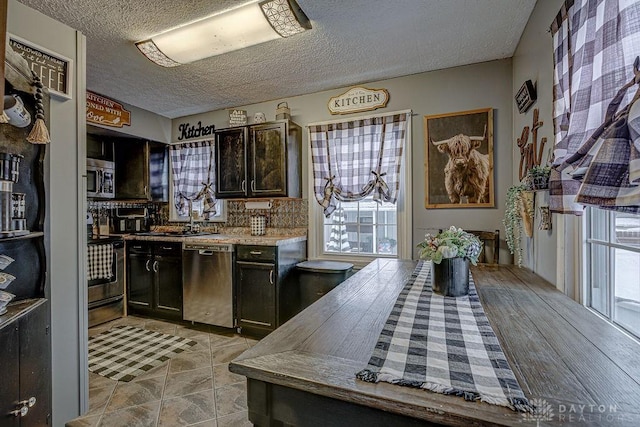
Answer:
[[0, 299, 51, 426], [236, 242, 306, 337], [236, 260, 276, 331], [127, 241, 182, 320]]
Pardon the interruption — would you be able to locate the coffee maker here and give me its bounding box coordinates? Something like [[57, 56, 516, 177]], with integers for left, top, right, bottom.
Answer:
[[0, 152, 27, 237]]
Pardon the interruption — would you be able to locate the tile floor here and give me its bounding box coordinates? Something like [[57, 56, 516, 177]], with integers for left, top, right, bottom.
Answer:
[[66, 315, 256, 427]]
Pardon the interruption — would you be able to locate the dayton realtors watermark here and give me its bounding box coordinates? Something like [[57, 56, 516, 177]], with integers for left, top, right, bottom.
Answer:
[[522, 399, 635, 425]]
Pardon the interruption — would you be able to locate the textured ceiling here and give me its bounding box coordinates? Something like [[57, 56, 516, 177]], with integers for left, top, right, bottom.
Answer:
[[18, 0, 536, 119]]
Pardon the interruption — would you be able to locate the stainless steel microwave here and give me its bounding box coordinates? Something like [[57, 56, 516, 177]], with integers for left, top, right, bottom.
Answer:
[[87, 158, 115, 199]]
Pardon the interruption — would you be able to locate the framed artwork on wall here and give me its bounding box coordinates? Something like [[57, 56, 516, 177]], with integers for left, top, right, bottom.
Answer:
[[424, 108, 494, 208]]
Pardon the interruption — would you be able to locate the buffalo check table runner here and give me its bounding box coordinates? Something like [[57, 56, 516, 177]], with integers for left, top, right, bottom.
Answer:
[[89, 326, 197, 382], [356, 261, 534, 412]]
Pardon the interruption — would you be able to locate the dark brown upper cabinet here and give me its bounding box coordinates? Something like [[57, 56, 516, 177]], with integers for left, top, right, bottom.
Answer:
[[114, 139, 169, 201], [215, 120, 301, 199]]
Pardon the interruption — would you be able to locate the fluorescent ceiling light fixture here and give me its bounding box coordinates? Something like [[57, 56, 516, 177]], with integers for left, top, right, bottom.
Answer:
[[136, 0, 311, 67]]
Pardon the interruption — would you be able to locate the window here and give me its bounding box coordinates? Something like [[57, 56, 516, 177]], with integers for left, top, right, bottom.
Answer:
[[168, 141, 226, 222], [308, 110, 412, 262], [586, 207, 640, 338], [323, 196, 397, 256], [168, 194, 226, 222]]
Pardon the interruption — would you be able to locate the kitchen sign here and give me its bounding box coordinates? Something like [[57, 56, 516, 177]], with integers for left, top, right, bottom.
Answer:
[[86, 91, 131, 128], [177, 121, 216, 141], [8, 34, 73, 99], [328, 86, 389, 115]]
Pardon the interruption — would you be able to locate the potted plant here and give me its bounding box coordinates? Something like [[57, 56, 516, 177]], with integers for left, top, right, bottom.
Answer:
[[525, 165, 551, 190], [502, 185, 534, 267], [417, 226, 482, 297]]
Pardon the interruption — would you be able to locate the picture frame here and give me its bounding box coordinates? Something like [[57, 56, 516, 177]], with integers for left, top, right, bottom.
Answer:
[[7, 34, 73, 100], [424, 108, 494, 208]]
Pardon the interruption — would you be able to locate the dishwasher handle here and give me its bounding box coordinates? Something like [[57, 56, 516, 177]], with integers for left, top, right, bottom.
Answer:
[[199, 250, 214, 255]]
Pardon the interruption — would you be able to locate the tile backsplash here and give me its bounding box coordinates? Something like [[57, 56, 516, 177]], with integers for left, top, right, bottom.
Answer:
[[225, 198, 308, 228], [90, 198, 308, 235]]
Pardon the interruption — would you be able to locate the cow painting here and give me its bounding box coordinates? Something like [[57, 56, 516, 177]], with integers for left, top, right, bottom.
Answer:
[[424, 108, 494, 208], [431, 127, 489, 204]]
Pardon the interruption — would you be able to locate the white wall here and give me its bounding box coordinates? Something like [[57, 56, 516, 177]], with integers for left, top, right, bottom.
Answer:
[[8, 1, 86, 424], [512, 0, 565, 286], [172, 59, 514, 262]]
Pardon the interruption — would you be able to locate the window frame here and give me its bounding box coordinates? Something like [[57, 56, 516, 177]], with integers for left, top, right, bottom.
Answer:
[[584, 207, 640, 339], [307, 109, 412, 268], [322, 196, 399, 257]]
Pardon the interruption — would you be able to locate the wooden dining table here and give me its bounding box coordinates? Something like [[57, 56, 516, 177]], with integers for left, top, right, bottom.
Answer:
[[229, 259, 640, 426]]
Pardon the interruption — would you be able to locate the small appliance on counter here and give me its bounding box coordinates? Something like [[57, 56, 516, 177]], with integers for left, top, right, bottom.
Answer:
[[0, 152, 29, 238], [112, 207, 149, 234]]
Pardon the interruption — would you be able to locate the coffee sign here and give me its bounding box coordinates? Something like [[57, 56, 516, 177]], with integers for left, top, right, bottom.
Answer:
[[328, 86, 389, 115], [86, 91, 131, 128], [8, 34, 73, 99]]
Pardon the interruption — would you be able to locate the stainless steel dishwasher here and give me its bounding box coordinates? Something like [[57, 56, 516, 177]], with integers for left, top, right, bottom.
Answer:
[[183, 243, 235, 328]]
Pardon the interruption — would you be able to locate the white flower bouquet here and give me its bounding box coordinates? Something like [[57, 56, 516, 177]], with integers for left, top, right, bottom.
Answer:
[[417, 226, 482, 265]]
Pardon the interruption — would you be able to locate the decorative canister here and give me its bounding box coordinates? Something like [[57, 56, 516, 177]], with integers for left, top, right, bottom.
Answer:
[[275, 102, 291, 120], [11, 193, 25, 218], [250, 215, 266, 236], [254, 112, 266, 123], [432, 257, 470, 297]]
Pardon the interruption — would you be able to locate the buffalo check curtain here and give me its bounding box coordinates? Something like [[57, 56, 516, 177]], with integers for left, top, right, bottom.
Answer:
[[170, 141, 216, 218], [550, 0, 640, 214], [309, 113, 408, 217]]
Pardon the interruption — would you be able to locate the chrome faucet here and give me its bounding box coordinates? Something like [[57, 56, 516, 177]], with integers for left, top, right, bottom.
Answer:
[[183, 200, 200, 234]]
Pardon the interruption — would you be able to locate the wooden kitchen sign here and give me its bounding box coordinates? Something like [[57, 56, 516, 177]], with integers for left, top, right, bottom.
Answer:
[[86, 91, 131, 128], [8, 34, 73, 99], [328, 86, 389, 115]]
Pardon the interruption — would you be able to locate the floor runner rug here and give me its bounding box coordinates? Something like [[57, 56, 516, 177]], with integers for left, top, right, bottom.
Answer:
[[356, 261, 534, 412], [88, 325, 197, 382]]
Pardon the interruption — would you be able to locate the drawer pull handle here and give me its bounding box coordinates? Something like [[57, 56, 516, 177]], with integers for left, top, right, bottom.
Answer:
[[250, 251, 262, 255], [11, 398, 34, 417], [241, 319, 271, 327], [161, 246, 173, 250]]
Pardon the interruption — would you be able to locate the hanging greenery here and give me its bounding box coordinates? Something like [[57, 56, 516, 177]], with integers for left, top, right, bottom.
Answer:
[[503, 185, 528, 266]]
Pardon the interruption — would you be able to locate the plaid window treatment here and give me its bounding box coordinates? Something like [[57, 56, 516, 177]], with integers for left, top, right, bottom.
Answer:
[[550, 0, 640, 214], [170, 141, 216, 218], [309, 113, 408, 217]]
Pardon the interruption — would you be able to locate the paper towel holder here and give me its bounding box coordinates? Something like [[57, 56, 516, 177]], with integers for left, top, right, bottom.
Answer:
[[244, 200, 272, 210]]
